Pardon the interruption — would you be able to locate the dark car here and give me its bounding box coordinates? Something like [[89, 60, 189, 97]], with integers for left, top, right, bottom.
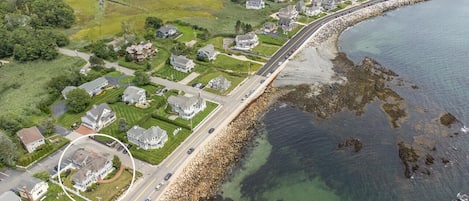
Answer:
[[116, 145, 124, 152], [164, 173, 173, 181], [123, 149, 128, 154], [187, 148, 195, 154], [208, 128, 215, 134]]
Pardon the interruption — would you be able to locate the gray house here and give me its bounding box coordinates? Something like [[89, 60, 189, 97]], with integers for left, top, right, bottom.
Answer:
[[208, 76, 231, 90], [167, 94, 206, 120], [71, 148, 113, 192], [279, 17, 296, 32], [61, 77, 109, 99], [234, 32, 259, 50], [170, 54, 195, 73], [122, 86, 146, 105], [157, 25, 179, 38], [17, 177, 48, 201], [0, 191, 20, 201], [296, 0, 306, 13], [246, 0, 265, 9], [197, 44, 218, 61], [127, 125, 168, 150], [321, 0, 337, 10], [278, 5, 298, 19], [81, 103, 116, 132]]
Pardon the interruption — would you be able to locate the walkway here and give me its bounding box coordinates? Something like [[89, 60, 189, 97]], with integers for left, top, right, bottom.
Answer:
[[98, 165, 126, 184]]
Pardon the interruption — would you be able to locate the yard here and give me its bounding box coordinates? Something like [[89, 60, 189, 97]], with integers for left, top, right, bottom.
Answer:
[[212, 54, 262, 73], [130, 118, 191, 164], [16, 135, 70, 167], [154, 101, 219, 129], [117, 47, 171, 72], [258, 34, 288, 46], [252, 43, 281, 57], [0, 55, 86, 118], [297, 12, 327, 24], [81, 169, 134, 201], [43, 182, 87, 201], [57, 87, 126, 128], [174, 24, 204, 43], [190, 71, 245, 95], [153, 64, 190, 81]]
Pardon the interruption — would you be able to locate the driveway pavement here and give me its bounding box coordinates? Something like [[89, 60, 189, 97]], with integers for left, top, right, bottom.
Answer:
[[52, 100, 67, 118]]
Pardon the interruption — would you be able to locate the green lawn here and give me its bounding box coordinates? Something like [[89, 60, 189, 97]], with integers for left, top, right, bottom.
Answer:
[[81, 169, 133, 201], [57, 88, 125, 128], [151, 48, 171, 71], [105, 71, 124, 77], [118, 76, 135, 84], [279, 24, 305, 38], [0, 55, 86, 118], [117, 57, 149, 71], [153, 64, 190, 81], [297, 12, 327, 24], [212, 54, 262, 73], [252, 43, 281, 57], [191, 71, 245, 95], [257, 34, 288, 46], [43, 182, 87, 201], [331, 0, 353, 12], [174, 24, 204, 43], [155, 101, 218, 129], [130, 118, 191, 164], [100, 102, 157, 136], [204, 37, 225, 50]]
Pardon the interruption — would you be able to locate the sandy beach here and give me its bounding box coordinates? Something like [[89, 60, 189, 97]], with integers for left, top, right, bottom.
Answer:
[[158, 0, 427, 200]]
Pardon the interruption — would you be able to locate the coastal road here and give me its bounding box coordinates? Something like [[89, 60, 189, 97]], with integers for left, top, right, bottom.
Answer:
[[256, 0, 386, 77]]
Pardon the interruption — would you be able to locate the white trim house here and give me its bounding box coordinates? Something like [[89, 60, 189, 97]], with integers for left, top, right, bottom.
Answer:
[[167, 94, 206, 120], [127, 126, 168, 150]]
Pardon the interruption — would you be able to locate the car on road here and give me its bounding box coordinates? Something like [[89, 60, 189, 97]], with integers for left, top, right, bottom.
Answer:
[[155, 182, 164, 190], [116, 145, 124, 152], [164, 173, 173, 181], [187, 148, 195, 154], [208, 128, 215, 134], [123, 149, 128, 154], [144, 198, 151, 201], [260, 79, 265, 84]]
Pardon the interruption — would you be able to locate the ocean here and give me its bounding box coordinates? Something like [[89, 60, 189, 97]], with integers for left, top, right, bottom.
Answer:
[[218, 0, 469, 201]]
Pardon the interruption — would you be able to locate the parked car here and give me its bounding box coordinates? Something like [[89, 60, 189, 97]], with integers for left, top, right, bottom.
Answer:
[[123, 149, 128, 154], [208, 128, 215, 134], [155, 182, 163, 190], [187, 148, 195, 154], [164, 173, 173, 181], [116, 145, 124, 152]]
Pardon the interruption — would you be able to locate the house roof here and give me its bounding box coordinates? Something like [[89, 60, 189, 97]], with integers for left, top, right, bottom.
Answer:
[[16, 126, 44, 145], [167, 94, 203, 109], [158, 25, 178, 33], [197, 44, 216, 58], [236, 32, 257, 41], [61, 86, 77, 97], [0, 191, 20, 201], [88, 103, 111, 119], [170, 54, 192, 66], [71, 148, 111, 183], [79, 77, 108, 93], [279, 17, 293, 26], [264, 22, 276, 29], [127, 125, 167, 142], [297, 0, 306, 8], [123, 86, 145, 102], [18, 177, 42, 191], [247, 0, 263, 4], [71, 148, 92, 166]]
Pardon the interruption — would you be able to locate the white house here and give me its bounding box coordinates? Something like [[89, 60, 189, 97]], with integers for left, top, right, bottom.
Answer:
[[197, 44, 218, 61], [122, 86, 146, 105], [170, 54, 195, 73], [127, 125, 168, 150], [321, 0, 337, 10], [305, 6, 322, 16], [157, 25, 179, 38], [17, 178, 48, 201], [246, 0, 265, 9], [208, 76, 231, 90], [234, 32, 259, 50], [167, 94, 206, 120], [279, 17, 296, 32], [71, 148, 113, 192], [16, 127, 45, 153], [61, 77, 109, 99], [81, 103, 116, 132], [278, 5, 299, 19]]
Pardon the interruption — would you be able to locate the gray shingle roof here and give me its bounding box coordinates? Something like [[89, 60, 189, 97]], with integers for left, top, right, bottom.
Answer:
[[236, 32, 257, 41], [122, 86, 145, 103], [79, 77, 108, 94], [0, 191, 20, 201], [167, 95, 203, 109], [127, 125, 166, 142], [17, 177, 42, 191], [197, 44, 216, 58], [158, 25, 177, 34]]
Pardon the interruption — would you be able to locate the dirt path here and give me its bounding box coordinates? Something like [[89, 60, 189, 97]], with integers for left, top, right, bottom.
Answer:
[[98, 165, 126, 184]]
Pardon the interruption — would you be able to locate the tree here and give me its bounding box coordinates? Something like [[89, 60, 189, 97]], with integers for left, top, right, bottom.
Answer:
[[89, 56, 104, 66], [118, 118, 128, 133], [235, 20, 241, 34], [112, 155, 121, 169], [144, 16, 163, 30], [134, 70, 150, 86], [40, 117, 55, 136], [0, 115, 21, 135], [0, 131, 18, 166], [65, 88, 91, 113], [30, 0, 76, 28]]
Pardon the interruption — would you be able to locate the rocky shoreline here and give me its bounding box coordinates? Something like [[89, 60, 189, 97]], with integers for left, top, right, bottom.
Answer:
[[159, 0, 428, 200]]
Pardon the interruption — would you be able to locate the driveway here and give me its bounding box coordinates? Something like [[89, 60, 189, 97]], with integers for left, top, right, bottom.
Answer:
[[54, 125, 70, 136], [105, 75, 134, 87], [52, 100, 67, 118]]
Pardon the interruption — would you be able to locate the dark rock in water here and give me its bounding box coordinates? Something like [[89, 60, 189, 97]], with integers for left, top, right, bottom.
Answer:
[[337, 138, 363, 153], [440, 113, 458, 127], [441, 158, 450, 164], [398, 141, 419, 178], [199, 195, 234, 201], [425, 154, 435, 165]]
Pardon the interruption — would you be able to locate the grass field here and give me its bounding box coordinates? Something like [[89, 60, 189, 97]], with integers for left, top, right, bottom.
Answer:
[[0, 55, 86, 118], [258, 34, 288, 46], [212, 54, 262, 73], [252, 43, 281, 57], [174, 24, 204, 43], [191, 71, 245, 95], [153, 64, 190, 81], [81, 169, 133, 201], [67, 0, 222, 40], [155, 101, 218, 128], [44, 183, 86, 201], [100, 101, 156, 136]]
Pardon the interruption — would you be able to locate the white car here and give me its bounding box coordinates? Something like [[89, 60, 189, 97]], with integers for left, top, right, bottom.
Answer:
[[155, 182, 164, 190]]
